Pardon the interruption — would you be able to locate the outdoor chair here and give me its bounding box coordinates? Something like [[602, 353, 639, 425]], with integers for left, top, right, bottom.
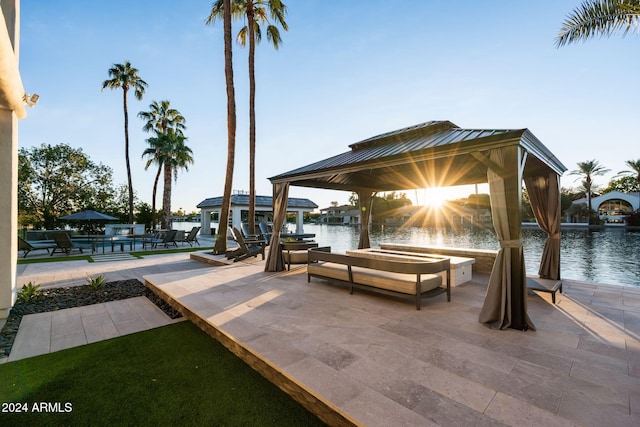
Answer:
[[182, 226, 200, 246], [153, 229, 178, 248], [226, 227, 265, 262], [50, 232, 93, 256], [258, 221, 273, 246], [18, 236, 57, 258], [241, 223, 261, 241]]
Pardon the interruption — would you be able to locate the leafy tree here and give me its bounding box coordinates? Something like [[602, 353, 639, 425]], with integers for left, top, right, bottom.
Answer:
[[603, 175, 640, 193], [208, 0, 288, 235], [101, 61, 148, 223], [615, 159, 640, 207], [135, 202, 154, 231], [139, 100, 186, 230], [555, 0, 640, 47], [569, 160, 610, 212], [18, 144, 114, 229], [207, 0, 238, 254]]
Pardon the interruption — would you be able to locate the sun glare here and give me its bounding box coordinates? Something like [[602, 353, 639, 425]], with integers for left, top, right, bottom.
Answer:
[[423, 187, 448, 209]]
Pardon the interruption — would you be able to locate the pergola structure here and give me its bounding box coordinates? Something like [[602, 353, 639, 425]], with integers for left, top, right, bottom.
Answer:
[[267, 121, 567, 331]]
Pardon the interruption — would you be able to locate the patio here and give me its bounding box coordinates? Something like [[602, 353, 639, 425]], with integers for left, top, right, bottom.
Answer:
[[143, 253, 640, 426]]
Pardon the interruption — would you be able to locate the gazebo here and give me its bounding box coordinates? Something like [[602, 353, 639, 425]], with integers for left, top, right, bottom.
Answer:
[[266, 121, 567, 331]]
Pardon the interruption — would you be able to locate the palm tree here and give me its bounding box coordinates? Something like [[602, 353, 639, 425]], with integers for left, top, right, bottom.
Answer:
[[161, 131, 194, 229], [139, 100, 186, 230], [555, 0, 640, 47], [101, 61, 148, 223], [143, 130, 194, 229], [207, 0, 237, 254], [142, 133, 169, 230], [570, 160, 610, 212], [208, 0, 288, 235]]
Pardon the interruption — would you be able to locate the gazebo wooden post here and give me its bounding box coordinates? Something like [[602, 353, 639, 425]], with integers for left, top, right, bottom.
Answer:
[[504, 146, 526, 330]]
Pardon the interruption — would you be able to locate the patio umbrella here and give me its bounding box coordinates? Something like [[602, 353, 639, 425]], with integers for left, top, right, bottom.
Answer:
[[59, 210, 119, 237]]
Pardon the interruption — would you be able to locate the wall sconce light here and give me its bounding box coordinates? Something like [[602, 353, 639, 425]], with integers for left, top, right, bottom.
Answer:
[[23, 93, 40, 107]]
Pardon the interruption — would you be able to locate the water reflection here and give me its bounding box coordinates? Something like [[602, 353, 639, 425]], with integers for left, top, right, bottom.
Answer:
[[304, 224, 640, 288], [172, 221, 640, 288]]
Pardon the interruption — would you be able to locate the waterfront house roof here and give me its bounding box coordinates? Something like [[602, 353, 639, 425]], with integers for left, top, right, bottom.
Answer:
[[196, 194, 317, 210], [269, 120, 566, 191]]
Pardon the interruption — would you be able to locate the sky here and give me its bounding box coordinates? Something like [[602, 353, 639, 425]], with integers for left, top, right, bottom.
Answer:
[[17, 0, 640, 214]]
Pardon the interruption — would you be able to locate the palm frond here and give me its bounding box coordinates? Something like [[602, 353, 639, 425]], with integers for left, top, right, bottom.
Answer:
[[556, 0, 640, 47]]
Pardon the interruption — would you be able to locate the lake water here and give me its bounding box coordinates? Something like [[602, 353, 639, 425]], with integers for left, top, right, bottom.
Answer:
[[173, 221, 640, 288]]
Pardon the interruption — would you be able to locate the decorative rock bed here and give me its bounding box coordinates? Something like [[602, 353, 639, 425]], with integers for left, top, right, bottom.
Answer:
[[0, 279, 182, 358]]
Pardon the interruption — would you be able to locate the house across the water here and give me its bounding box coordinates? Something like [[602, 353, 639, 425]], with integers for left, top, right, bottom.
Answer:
[[196, 191, 318, 235]]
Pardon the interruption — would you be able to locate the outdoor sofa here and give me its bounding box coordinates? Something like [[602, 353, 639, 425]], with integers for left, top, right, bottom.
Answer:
[[307, 247, 450, 310]]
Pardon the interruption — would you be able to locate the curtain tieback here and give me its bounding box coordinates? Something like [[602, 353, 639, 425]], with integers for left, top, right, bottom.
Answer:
[[500, 239, 522, 248], [550, 233, 561, 239]]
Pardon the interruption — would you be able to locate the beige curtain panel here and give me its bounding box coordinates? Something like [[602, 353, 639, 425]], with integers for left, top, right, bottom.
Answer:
[[479, 147, 535, 330], [524, 173, 561, 280], [264, 182, 290, 272], [357, 191, 375, 249]]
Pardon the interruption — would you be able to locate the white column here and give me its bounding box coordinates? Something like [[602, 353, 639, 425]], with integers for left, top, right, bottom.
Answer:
[[0, 0, 22, 320], [200, 208, 211, 234], [231, 206, 242, 231], [296, 209, 304, 233], [0, 109, 18, 319]]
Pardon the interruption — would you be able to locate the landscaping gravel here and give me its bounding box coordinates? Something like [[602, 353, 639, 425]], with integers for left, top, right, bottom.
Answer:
[[0, 279, 182, 358]]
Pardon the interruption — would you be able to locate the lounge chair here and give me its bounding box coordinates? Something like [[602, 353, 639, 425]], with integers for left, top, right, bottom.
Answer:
[[241, 223, 261, 241], [182, 226, 200, 246], [258, 221, 273, 246], [18, 236, 57, 258], [153, 229, 178, 248], [226, 227, 265, 262], [50, 232, 93, 255]]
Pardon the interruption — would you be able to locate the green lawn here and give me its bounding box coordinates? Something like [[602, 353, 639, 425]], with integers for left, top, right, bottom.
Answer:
[[0, 322, 326, 426], [16, 246, 214, 264]]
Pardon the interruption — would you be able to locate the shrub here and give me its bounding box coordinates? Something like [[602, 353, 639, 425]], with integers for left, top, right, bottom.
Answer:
[[17, 282, 40, 303], [87, 274, 106, 290]]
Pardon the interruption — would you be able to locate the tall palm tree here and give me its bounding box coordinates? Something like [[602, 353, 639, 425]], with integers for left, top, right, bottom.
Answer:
[[570, 160, 611, 212], [208, 0, 288, 234], [207, 0, 237, 254], [138, 100, 186, 230], [101, 61, 148, 223], [555, 0, 640, 47]]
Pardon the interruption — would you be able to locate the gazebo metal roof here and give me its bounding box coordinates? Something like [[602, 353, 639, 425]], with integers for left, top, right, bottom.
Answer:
[[269, 121, 566, 191]]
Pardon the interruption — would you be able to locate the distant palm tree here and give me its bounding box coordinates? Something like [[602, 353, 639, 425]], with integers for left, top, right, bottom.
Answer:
[[570, 160, 611, 211], [207, 0, 237, 254], [101, 61, 148, 223], [555, 0, 640, 47], [139, 100, 186, 229], [207, 0, 288, 234], [143, 130, 194, 229]]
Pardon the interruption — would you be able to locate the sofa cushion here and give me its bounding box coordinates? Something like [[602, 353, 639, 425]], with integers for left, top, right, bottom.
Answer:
[[308, 262, 350, 282], [351, 267, 442, 295]]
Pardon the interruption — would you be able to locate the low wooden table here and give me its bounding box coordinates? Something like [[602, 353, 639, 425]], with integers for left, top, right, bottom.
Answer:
[[281, 241, 318, 270], [346, 248, 476, 287]]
